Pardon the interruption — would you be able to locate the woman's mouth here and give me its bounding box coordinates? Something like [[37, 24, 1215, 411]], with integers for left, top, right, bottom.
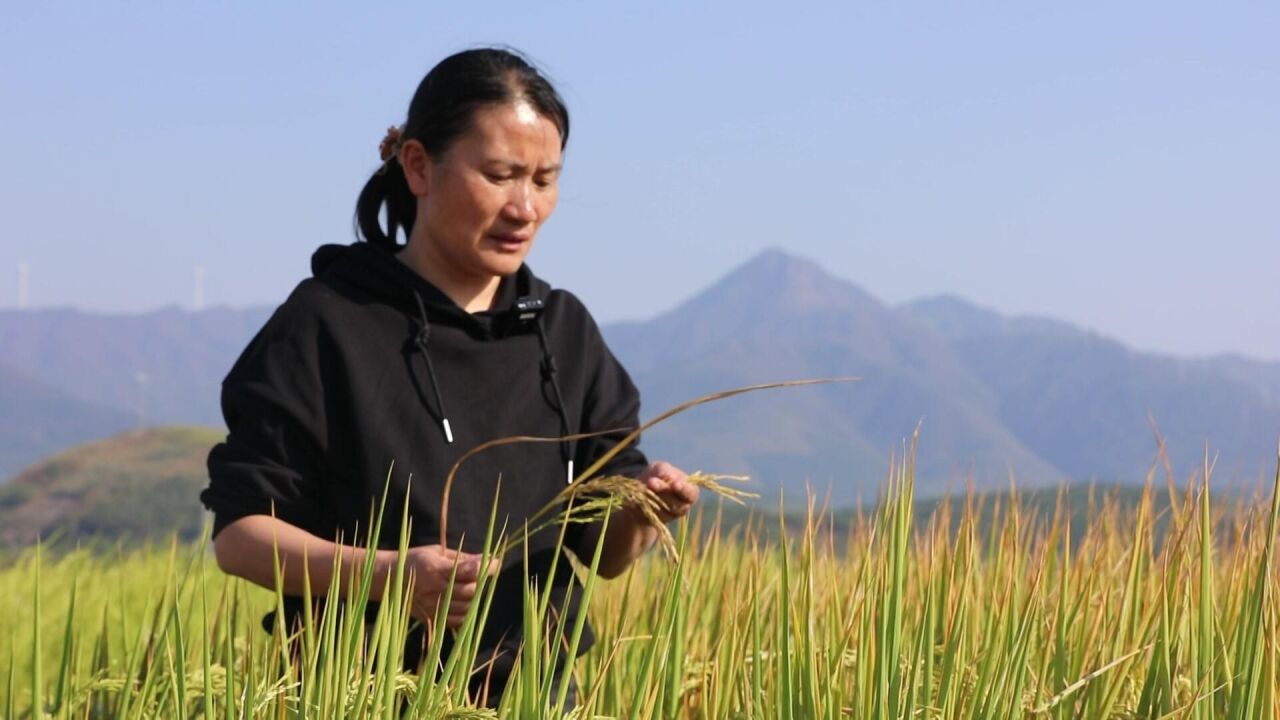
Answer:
[[488, 233, 531, 252]]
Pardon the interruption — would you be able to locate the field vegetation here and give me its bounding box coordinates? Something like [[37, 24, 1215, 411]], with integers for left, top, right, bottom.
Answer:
[[2, 441, 1279, 718]]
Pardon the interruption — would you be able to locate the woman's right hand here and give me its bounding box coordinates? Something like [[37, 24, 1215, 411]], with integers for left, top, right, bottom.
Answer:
[[405, 544, 497, 628]]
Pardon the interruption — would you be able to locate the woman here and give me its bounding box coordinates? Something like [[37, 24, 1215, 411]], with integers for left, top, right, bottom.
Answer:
[[199, 47, 698, 704]]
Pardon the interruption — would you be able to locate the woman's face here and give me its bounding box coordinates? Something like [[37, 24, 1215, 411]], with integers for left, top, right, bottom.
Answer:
[[402, 101, 563, 284]]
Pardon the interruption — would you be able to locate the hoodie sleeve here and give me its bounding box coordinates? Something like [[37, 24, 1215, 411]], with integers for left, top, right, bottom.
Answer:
[[200, 288, 332, 538]]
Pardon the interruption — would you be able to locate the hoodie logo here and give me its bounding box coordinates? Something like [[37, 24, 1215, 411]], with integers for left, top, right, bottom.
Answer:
[[514, 297, 545, 324]]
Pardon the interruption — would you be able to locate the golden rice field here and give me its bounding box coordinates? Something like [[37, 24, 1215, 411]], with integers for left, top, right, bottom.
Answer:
[[2, 454, 1279, 719]]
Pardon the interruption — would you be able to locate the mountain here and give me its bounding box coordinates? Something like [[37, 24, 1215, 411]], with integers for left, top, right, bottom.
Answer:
[[0, 364, 135, 481], [605, 250, 1064, 503], [0, 426, 223, 547], [0, 305, 273, 427], [0, 305, 269, 477], [3, 250, 1278, 505], [1204, 355, 1280, 407], [903, 295, 1280, 487]]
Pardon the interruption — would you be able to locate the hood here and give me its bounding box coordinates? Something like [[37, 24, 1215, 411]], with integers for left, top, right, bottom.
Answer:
[[309, 242, 551, 338]]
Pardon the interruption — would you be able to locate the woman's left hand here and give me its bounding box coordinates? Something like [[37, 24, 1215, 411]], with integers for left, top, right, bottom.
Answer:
[[638, 461, 698, 524]]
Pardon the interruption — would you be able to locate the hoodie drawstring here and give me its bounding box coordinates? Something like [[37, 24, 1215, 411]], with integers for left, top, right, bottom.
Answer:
[[535, 320, 577, 484], [409, 289, 576, 482], [412, 291, 454, 443]]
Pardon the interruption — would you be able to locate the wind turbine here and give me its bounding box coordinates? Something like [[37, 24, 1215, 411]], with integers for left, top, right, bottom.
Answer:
[[17, 261, 29, 309], [193, 266, 206, 311], [135, 371, 149, 429]]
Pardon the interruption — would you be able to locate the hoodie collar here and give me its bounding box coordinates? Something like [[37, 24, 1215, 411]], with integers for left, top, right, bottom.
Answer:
[[311, 242, 548, 337]]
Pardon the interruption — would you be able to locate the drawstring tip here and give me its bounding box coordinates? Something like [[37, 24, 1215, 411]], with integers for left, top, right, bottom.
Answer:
[[442, 419, 454, 444], [566, 459, 575, 485]]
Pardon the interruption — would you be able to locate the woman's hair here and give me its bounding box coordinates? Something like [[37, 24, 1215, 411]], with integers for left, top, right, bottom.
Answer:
[[355, 47, 570, 250]]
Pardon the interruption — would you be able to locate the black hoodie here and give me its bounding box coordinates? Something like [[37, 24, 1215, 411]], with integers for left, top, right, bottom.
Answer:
[[200, 241, 647, 691]]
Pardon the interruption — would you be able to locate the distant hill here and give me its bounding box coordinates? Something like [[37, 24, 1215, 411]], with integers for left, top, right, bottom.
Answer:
[[0, 305, 272, 426], [0, 423, 1203, 549], [0, 305, 269, 478], [3, 250, 1279, 503], [903, 295, 1280, 486], [605, 250, 1063, 503], [0, 364, 135, 481], [0, 426, 222, 547]]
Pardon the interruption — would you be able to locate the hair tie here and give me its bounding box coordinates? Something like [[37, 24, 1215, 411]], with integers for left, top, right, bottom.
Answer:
[[378, 125, 404, 162]]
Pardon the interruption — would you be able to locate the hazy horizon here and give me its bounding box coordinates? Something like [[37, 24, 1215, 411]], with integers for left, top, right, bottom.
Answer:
[[5, 247, 1277, 367]]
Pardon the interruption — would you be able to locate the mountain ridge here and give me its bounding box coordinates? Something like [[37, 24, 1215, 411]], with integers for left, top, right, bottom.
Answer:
[[606, 251, 1067, 500], [3, 249, 1278, 501]]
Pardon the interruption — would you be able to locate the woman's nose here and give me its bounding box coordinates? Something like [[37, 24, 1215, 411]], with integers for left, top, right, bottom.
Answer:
[[504, 183, 537, 223]]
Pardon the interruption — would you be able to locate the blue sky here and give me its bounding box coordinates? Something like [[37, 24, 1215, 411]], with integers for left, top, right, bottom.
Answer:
[[2, 2, 1277, 359]]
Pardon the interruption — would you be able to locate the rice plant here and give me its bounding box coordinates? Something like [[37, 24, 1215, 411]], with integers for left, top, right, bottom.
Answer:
[[2, 435, 1278, 718]]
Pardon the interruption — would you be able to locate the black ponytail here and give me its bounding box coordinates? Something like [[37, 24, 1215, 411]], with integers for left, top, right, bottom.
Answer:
[[354, 47, 570, 250], [355, 157, 418, 250]]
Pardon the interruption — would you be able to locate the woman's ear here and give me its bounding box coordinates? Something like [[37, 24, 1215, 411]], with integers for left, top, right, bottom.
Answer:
[[399, 139, 432, 197]]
